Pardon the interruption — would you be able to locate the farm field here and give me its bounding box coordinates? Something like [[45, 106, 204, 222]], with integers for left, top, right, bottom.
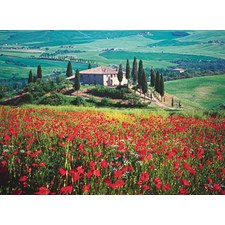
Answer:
[[1, 30, 225, 79], [165, 74, 225, 109], [0, 106, 224, 195]]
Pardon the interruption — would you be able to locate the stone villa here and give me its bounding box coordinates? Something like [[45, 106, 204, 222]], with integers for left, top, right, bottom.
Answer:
[[67, 66, 127, 86]]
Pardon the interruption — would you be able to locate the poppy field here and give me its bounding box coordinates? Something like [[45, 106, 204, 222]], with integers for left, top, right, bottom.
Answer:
[[0, 106, 224, 195]]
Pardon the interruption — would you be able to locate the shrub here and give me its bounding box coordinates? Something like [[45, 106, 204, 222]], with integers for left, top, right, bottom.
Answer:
[[21, 93, 33, 104], [100, 98, 114, 106], [71, 96, 87, 106], [39, 93, 66, 106]]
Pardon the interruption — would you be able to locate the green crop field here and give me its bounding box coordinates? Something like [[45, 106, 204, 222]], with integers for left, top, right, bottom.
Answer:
[[1, 30, 225, 80], [165, 74, 225, 109]]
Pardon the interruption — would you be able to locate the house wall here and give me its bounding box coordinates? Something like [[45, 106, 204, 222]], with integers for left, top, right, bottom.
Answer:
[[81, 74, 104, 85], [103, 74, 128, 86]]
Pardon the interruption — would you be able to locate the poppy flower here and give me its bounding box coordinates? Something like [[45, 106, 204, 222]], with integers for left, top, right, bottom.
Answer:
[[35, 187, 50, 195], [82, 184, 90, 193], [140, 172, 149, 182], [179, 188, 189, 195], [59, 185, 73, 195], [162, 184, 171, 191], [213, 184, 221, 192], [19, 176, 28, 182], [93, 169, 100, 177], [180, 179, 190, 186], [100, 160, 109, 168], [12, 190, 23, 195], [58, 168, 67, 176], [141, 184, 150, 191]]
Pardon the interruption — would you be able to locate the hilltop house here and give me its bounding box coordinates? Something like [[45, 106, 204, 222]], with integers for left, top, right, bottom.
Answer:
[[67, 66, 127, 86]]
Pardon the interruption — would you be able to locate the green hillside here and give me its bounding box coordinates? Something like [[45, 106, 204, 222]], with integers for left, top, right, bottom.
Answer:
[[165, 74, 225, 109]]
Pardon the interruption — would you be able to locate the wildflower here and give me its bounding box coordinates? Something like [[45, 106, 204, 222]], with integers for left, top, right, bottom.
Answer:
[[140, 172, 149, 182], [179, 188, 189, 195], [180, 179, 190, 186], [59, 185, 73, 195], [19, 176, 28, 182], [93, 169, 100, 177]]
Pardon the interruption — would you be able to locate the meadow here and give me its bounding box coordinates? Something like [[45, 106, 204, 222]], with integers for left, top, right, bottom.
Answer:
[[165, 74, 225, 109], [0, 105, 224, 195]]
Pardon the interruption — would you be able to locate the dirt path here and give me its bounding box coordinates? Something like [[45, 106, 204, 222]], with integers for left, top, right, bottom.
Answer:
[[135, 89, 178, 110]]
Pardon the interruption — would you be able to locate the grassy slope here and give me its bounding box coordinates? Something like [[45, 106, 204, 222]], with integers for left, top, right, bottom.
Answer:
[[165, 74, 225, 109]]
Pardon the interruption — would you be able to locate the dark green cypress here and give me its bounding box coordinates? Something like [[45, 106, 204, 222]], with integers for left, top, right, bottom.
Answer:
[[150, 67, 155, 87], [74, 69, 80, 92], [171, 97, 174, 107], [37, 65, 42, 79], [117, 63, 123, 86], [88, 63, 91, 69], [66, 61, 73, 77], [125, 59, 130, 82], [138, 60, 143, 88], [33, 76, 37, 83], [28, 70, 33, 83], [141, 70, 148, 96], [155, 70, 160, 93], [131, 57, 138, 84], [159, 74, 164, 98]]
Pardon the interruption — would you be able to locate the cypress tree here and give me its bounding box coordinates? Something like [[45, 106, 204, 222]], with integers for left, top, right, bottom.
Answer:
[[74, 69, 80, 92], [117, 63, 123, 86], [131, 57, 138, 84], [171, 97, 174, 107], [28, 70, 33, 83], [138, 60, 143, 88], [37, 65, 42, 79], [125, 59, 130, 82], [155, 70, 160, 93], [66, 61, 73, 77], [179, 100, 181, 108], [159, 74, 164, 100], [33, 76, 37, 83], [88, 63, 91, 69], [141, 70, 148, 98], [150, 67, 155, 87]]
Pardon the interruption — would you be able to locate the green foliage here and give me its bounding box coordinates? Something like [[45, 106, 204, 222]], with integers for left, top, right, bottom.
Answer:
[[39, 93, 66, 106], [150, 67, 155, 87], [159, 74, 164, 97], [141, 70, 148, 95], [37, 65, 42, 79], [125, 59, 130, 81], [28, 70, 33, 84], [117, 63, 123, 85], [21, 93, 33, 104], [132, 57, 138, 84], [155, 70, 160, 93], [88, 63, 91, 69], [71, 96, 87, 106], [74, 69, 80, 92], [138, 60, 143, 88], [0, 85, 13, 99], [89, 85, 130, 99], [100, 97, 114, 107], [66, 61, 73, 77]]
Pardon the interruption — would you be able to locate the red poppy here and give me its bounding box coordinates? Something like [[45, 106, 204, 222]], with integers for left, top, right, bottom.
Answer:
[[76, 166, 84, 175], [19, 176, 28, 182], [180, 179, 190, 186], [213, 184, 221, 192], [93, 169, 100, 177], [162, 184, 172, 191], [207, 178, 213, 183], [111, 180, 125, 189], [179, 188, 189, 195], [114, 170, 123, 179], [82, 184, 90, 193], [141, 184, 150, 191], [140, 172, 149, 182], [59, 185, 73, 195], [58, 168, 67, 176], [35, 187, 50, 195], [100, 160, 109, 168], [39, 162, 46, 167]]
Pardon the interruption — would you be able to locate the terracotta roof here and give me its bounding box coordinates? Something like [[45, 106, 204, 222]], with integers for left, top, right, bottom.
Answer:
[[66, 66, 118, 80], [80, 66, 118, 75]]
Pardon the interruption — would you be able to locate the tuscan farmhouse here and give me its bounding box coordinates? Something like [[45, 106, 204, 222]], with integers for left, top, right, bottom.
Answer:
[[67, 66, 127, 86]]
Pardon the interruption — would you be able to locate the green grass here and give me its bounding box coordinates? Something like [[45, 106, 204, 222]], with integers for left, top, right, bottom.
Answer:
[[0, 55, 89, 78], [100, 50, 220, 61], [165, 74, 225, 109]]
